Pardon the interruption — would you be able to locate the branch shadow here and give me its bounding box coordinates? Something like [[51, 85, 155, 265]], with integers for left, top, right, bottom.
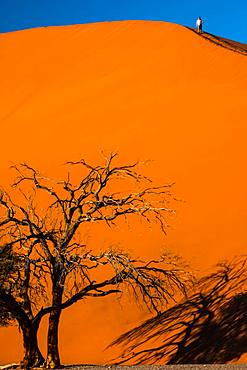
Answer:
[[110, 257, 247, 364]]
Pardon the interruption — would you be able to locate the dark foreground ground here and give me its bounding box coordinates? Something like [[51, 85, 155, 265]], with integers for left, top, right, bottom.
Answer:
[[57, 365, 247, 370], [2, 365, 247, 370]]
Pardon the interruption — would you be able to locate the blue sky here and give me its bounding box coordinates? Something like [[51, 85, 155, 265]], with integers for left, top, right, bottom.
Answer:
[[0, 0, 246, 43]]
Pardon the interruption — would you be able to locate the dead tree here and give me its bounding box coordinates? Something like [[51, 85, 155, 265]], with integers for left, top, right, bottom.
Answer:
[[0, 153, 193, 368]]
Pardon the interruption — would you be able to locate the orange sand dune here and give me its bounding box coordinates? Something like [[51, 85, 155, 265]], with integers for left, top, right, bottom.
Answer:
[[0, 21, 247, 364]]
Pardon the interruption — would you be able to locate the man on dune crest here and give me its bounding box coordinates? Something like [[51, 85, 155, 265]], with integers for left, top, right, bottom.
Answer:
[[196, 17, 203, 33]]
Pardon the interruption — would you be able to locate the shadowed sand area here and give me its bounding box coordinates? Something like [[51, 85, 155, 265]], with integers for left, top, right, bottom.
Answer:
[[0, 21, 246, 365]]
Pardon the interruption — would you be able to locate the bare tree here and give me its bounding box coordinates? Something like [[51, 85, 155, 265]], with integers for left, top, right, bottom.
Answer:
[[0, 153, 193, 368]]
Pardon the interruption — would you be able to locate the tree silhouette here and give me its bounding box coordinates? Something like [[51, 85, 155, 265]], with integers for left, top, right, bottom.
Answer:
[[0, 153, 192, 368], [110, 257, 247, 364]]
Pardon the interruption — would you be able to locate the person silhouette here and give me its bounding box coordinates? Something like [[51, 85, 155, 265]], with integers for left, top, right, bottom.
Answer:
[[196, 17, 203, 33]]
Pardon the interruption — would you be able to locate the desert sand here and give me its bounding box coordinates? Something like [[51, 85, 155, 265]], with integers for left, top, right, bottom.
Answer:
[[0, 21, 246, 365]]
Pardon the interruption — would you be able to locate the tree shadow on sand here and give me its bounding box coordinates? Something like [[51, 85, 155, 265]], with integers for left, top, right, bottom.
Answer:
[[110, 256, 247, 364]]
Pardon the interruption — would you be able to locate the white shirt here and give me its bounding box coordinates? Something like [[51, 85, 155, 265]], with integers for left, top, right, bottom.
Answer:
[[196, 19, 202, 27]]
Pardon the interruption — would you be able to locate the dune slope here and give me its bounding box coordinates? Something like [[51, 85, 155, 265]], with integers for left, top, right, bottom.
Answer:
[[187, 27, 247, 55], [0, 21, 246, 364]]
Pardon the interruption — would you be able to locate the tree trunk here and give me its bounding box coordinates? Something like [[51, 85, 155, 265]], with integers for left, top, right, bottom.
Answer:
[[0, 288, 44, 368], [45, 277, 64, 369], [45, 308, 62, 368], [21, 323, 44, 369]]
